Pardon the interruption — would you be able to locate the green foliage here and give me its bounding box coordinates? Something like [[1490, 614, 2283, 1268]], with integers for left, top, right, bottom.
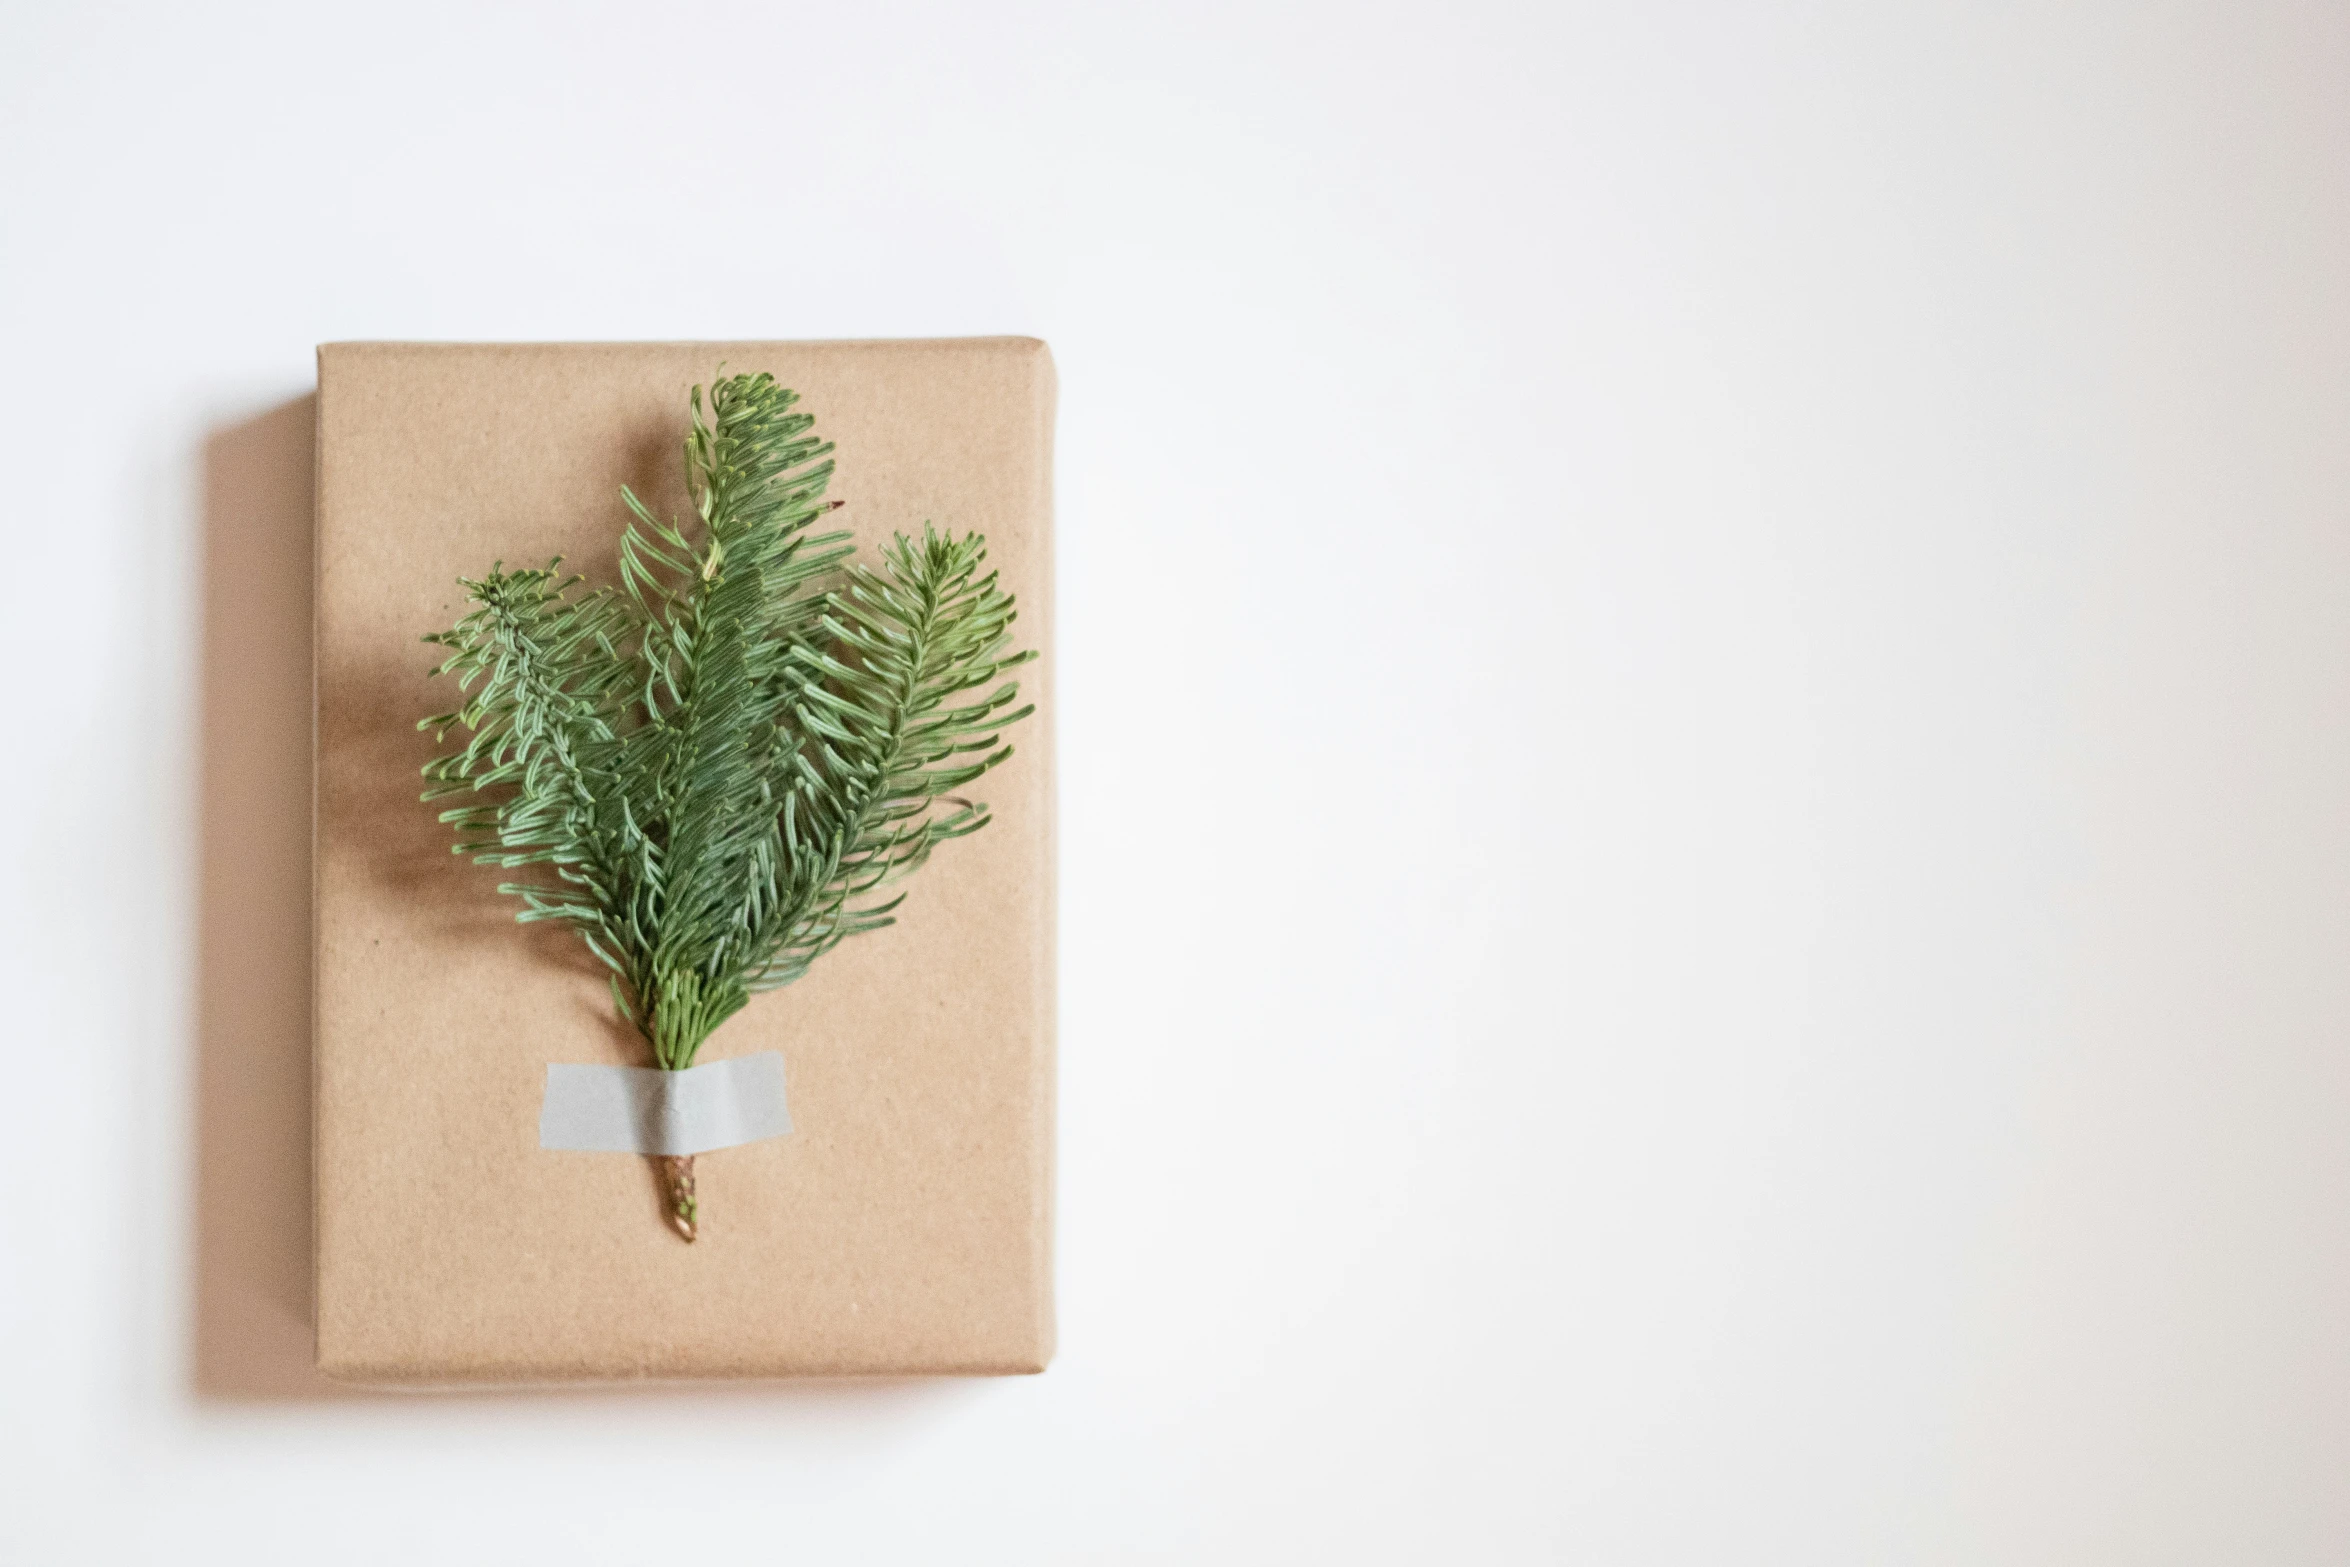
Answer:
[[420, 374, 1035, 1070]]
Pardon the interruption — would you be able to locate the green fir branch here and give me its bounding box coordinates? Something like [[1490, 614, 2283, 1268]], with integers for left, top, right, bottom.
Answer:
[[419, 374, 1033, 1074]]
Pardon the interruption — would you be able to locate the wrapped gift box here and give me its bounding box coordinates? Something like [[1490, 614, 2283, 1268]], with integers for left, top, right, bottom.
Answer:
[[312, 339, 1056, 1383]]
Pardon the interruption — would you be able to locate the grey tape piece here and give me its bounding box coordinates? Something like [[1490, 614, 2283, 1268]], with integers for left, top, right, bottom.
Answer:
[[538, 1052, 793, 1156]]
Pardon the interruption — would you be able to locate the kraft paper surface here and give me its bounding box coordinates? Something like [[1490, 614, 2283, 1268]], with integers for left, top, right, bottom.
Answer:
[[312, 340, 1056, 1384]]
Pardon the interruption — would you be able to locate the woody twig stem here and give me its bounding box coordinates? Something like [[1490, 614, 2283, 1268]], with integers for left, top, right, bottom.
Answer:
[[657, 1155, 698, 1242]]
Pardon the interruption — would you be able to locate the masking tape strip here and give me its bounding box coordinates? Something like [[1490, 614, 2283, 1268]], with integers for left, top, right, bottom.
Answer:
[[538, 1052, 793, 1156]]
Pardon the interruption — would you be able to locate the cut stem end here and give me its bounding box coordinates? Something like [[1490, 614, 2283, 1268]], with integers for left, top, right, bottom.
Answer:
[[657, 1154, 699, 1242]]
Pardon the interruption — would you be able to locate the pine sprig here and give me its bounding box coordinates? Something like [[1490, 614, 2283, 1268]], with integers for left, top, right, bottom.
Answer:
[[761, 527, 1037, 989], [419, 375, 1034, 1080]]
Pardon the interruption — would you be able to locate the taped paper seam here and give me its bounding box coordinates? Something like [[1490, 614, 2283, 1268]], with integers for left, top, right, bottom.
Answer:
[[539, 1052, 793, 1156]]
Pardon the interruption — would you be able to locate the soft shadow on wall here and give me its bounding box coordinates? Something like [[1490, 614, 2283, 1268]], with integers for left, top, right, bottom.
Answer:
[[193, 396, 341, 1399]]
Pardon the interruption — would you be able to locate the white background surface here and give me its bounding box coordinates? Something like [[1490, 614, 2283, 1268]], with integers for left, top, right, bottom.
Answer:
[[5, 1, 2349, 1560]]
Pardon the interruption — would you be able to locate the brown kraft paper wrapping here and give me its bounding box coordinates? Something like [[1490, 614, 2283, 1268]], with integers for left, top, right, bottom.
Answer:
[[312, 339, 1056, 1384]]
